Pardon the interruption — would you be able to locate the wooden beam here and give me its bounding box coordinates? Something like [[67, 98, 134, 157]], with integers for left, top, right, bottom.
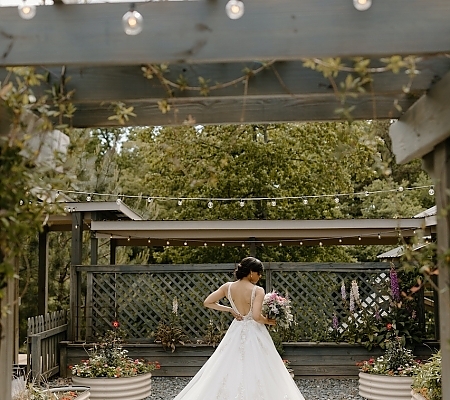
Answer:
[[2, 57, 448, 126], [1, 0, 450, 67], [432, 140, 450, 400], [389, 71, 450, 164], [74, 93, 411, 127]]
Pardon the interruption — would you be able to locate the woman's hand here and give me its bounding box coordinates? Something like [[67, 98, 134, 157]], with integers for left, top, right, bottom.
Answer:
[[231, 310, 243, 321], [266, 318, 276, 326]]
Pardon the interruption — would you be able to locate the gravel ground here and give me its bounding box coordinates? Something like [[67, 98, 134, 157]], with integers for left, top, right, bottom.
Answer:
[[148, 376, 364, 400]]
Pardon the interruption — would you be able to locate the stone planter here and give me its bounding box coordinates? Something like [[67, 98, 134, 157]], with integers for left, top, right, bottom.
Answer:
[[72, 373, 151, 400], [410, 390, 427, 400], [47, 386, 91, 400], [359, 372, 413, 400]]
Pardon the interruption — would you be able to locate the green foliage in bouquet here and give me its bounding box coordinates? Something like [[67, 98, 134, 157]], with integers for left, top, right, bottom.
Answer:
[[412, 351, 442, 400]]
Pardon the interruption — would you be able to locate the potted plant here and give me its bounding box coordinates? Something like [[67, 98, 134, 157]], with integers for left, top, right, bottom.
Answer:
[[13, 382, 90, 400], [71, 322, 160, 400], [357, 336, 419, 400], [411, 351, 441, 400]]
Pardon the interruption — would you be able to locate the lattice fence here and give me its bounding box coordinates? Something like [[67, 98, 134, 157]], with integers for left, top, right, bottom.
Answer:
[[83, 263, 392, 341]]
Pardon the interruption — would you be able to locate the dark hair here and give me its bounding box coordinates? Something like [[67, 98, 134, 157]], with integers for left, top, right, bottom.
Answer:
[[234, 257, 264, 280]]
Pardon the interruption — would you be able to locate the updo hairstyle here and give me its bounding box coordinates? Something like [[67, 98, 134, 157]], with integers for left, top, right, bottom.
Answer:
[[234, 257, 264, 280]]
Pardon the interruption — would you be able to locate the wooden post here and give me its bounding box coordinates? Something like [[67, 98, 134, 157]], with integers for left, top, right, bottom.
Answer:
[[69, 212, 83, 341], [38, 227, 49, 315], [423, 141, 450, 400], [0, 275, 15, 400]]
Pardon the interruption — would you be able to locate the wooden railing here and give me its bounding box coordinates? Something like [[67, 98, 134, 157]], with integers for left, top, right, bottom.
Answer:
[[27, 310, 67, 381]]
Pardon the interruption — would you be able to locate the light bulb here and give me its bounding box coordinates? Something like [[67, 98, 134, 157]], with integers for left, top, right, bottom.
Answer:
[[226, 0, 244, 20], [122, 10, 143, 35], [353, 0, 372, 11], [18, 3, 36, 20]]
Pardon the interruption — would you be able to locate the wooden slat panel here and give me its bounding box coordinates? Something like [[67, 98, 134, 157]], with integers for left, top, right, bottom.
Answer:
[[1, 1, 450, 67]]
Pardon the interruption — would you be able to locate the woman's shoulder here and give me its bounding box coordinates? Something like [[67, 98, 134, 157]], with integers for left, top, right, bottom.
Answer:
[[255, 286, 265, 295]]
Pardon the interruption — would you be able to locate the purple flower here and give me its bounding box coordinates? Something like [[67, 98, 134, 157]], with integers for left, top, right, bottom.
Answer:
[[349, 290, 355, 312], [332, 314, 339, 330], [341, 282, 347, 302], [390, 267, 401, 302], [375, 308, 381, 321]]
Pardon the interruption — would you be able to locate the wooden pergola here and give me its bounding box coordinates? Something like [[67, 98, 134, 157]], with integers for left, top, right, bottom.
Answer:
[[1, 1, 450, 398]]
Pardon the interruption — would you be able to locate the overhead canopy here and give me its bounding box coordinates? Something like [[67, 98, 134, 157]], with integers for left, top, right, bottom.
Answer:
[[45, 201, 142, 232], [91, 217, 436, 247]]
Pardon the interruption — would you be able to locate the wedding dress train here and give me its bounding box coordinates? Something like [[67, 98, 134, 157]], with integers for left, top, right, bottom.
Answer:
[[173, 284, 306, 400]]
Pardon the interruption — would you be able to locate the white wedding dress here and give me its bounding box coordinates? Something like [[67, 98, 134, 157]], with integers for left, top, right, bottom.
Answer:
[[173, 283, 306, 400]]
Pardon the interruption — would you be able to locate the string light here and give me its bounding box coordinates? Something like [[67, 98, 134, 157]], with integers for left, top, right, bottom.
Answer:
[[128, 236, 131, 241], [177, 199, 183, 206], [18, 1, 36, 19], [239, 199, 245, 207], [122, 3, 143, 35], [225, 0, 244, 20], [378, 233, 381, 239], [50, 185, 434, 205], [334, 197, 340, 204], [398, 186, 404, 192], [184, 241, 188, 246], [353, 0, 372, 11], [86, 194, 92, 202], [148, 238, 151, 244]]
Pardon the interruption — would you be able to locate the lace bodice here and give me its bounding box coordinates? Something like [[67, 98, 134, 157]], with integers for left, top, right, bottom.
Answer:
[[227, 283, 257, 321]]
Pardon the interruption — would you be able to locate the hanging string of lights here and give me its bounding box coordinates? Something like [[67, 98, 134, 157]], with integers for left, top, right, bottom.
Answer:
[[17, 0, 372, 24], [53, 184, 434, 206]]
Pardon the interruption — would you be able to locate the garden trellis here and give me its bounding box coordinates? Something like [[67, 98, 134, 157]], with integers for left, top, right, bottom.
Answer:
[[82, 263, 396, 341], [2, 1, 450, 399]]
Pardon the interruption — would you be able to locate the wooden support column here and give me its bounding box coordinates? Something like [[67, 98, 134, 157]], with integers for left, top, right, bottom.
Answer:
[[38, 227, 49, 315], [423, 142, 450, 400], [0, 273, 16, 400], [110, 239, 117, 265], [86, 213, 98, 341], [69, 212, 83, 341]]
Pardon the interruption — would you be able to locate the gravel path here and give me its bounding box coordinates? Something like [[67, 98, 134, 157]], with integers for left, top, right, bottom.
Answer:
[[148, 376, 364, 400]]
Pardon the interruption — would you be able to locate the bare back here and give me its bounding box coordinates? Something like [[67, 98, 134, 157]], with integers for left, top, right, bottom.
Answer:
[[227, 281, 257, 316]]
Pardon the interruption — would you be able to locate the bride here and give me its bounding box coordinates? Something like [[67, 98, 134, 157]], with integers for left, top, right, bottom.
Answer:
[[173, 257, 306, 400]]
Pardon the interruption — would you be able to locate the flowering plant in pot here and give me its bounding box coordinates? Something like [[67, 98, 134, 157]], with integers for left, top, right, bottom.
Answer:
[[71, 322, 160, 400], [71, 323, 160, 378], [411, 350, 441, 400], [12, 382, 90, 400], [357, 336, 420, 400]]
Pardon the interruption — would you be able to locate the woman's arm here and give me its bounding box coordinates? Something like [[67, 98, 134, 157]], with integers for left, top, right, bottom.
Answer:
[[252, 287, 276, 325], [204, 283, 242, 320]]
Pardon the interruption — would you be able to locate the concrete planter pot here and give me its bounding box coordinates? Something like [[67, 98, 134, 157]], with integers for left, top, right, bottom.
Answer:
[[47, 386, 91, 400], [410, 390, 427, 400], [358, 372, 413, 400], [72, 373, 151, 400]]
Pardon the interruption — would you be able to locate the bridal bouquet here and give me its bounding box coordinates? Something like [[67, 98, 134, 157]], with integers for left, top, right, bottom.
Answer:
[[262, 291, 294, 329]]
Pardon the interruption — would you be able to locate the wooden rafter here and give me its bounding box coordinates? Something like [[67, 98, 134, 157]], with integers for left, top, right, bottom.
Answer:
[[1, 0, 450, 67], [389, 70, 450, 164], [1, 57, 449, 126]]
